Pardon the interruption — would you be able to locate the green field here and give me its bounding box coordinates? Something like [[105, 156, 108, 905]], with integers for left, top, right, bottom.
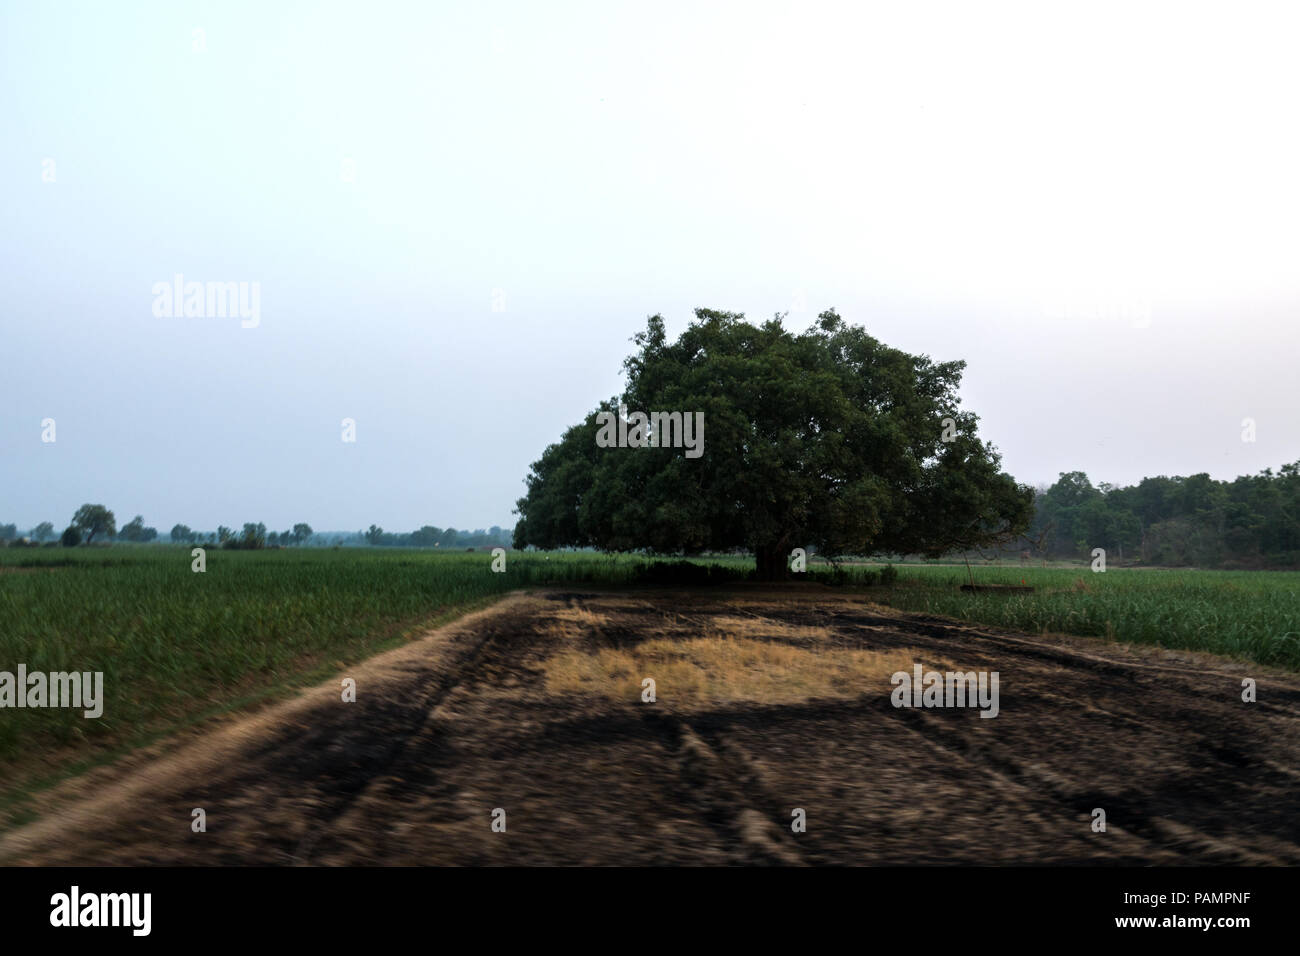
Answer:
[[873, 563, 1300, 669], [0, 547, 649, 778], [2, 546, 1297, 813]]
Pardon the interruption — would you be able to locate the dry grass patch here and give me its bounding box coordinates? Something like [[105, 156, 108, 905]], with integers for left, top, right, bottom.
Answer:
[[542, 606, 611, 642], [698, 615, 834, 645], [544, 634, 945, 708]]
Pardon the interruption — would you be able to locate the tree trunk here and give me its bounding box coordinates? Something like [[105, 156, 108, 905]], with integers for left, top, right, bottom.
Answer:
[[754, 543, 789, 581]]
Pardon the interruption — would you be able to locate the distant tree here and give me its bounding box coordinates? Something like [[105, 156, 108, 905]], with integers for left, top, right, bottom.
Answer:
[[170, 524, 193, 543], [365, 524, 385, 545], [118, 515, 150, 542], [1077, 497, 1139, 558], [222, 523, 266, 550], [0, 523, 17, 542], [72, 504, 116, 545], [60, 525, 82, 547], [31, 521, 56, 542], [410, 525, 442, 547], [217, 526, 233, 544], [292, 523, 313, 546], [268, 531, 280, 547]]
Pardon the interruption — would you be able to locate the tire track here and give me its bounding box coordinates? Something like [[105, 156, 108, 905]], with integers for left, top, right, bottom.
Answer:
[[287, 617, 509, 863], [640, 707, 805, 866]]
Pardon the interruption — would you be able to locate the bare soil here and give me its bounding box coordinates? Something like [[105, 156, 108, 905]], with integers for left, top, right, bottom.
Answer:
[[4, 588, 1298, 865]]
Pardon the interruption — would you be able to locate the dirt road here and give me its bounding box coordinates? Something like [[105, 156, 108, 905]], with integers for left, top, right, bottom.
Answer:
[[4, 588, 1298, 865]]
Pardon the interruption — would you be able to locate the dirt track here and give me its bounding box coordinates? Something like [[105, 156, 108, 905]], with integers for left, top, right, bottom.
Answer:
[[4, 588, 1299, 865]]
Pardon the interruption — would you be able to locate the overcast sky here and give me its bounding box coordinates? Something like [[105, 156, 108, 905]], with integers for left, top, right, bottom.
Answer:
[[3, 0, 1298, 532]]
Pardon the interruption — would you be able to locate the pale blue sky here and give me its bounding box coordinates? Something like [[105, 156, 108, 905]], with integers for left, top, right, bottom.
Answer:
[[3, 0, 1298, 532]]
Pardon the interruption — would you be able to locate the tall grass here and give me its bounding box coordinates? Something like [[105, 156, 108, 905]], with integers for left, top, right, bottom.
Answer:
[[0, 548, 646, 772], [874, 564, 1300, 670]]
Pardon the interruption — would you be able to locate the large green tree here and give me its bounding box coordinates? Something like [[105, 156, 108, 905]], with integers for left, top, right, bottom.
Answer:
[[514, 309, 1033, 578]]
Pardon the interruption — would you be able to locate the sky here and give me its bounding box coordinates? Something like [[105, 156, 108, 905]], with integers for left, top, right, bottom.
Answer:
[[2, 0, 1298, 533]]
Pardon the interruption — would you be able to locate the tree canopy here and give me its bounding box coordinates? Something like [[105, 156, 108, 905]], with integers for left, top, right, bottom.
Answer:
[[71, 504, 116, 544], [513, 308, 1033, 578], [118, 515, 158, 542]]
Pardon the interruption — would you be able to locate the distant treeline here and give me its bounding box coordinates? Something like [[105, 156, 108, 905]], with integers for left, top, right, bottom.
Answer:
[[1023, 463, 1300, 569], [5, 462, 1299, 568], [0, 508, 514, 551], [355, 525, 512, 549]]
